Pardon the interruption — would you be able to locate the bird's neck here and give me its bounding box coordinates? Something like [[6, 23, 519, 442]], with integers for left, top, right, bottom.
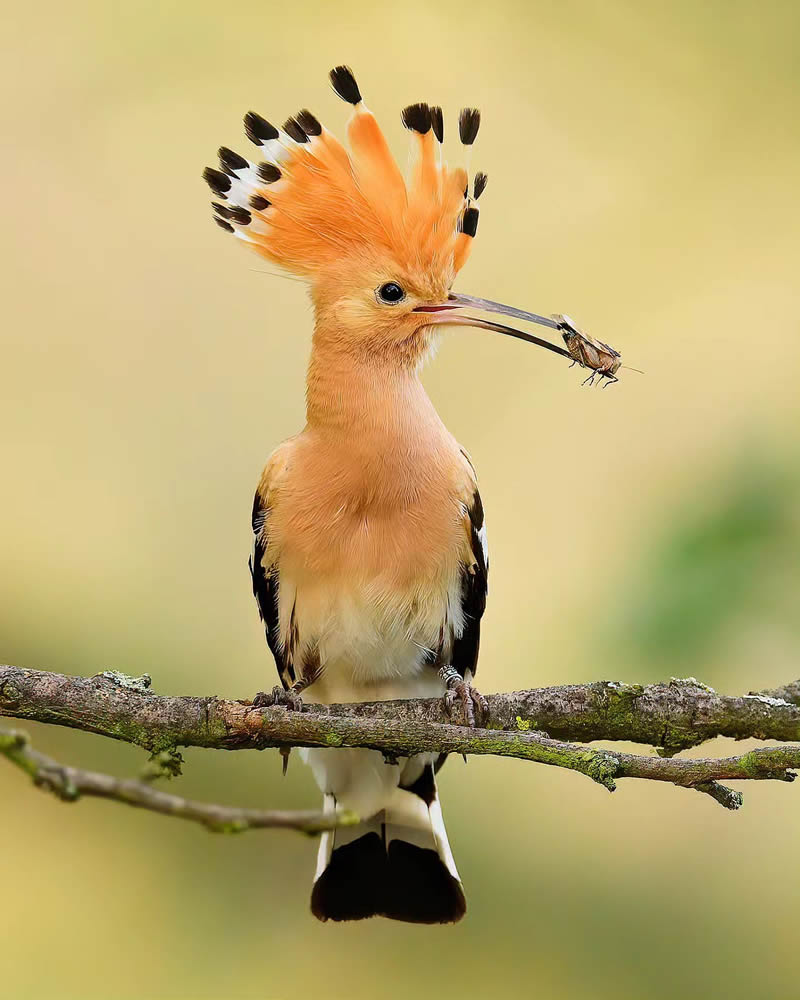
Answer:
[[305, 332, 448, 456], [294, 331, 465, 579]]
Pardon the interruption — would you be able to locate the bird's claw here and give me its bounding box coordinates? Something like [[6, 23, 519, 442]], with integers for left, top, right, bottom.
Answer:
[[441, 674, 489, 728], [252, 685, 305, 712]]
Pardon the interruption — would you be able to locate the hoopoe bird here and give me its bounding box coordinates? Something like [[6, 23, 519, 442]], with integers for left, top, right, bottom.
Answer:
[[204, 65, 562, 924]]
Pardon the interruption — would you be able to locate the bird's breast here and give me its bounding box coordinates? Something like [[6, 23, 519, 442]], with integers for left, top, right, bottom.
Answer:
[[271, 427, 472, 587], [265, 430, 475, 700]]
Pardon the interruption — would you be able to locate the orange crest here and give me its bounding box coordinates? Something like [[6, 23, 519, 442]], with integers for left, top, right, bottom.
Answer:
[[204, 67, 486, 290]]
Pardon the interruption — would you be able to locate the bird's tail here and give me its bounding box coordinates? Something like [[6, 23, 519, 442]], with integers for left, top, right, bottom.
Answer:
[[310, 763, 466, 924]]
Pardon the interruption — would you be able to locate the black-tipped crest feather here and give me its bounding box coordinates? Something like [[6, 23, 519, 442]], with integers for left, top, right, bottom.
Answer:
[[244, 112, 279, 145], [203, 166, 231, 196], [473, 171, 488, 199], [218, 146, 249, 173], [458, 108, 481, 145], [402, 103, 432, 134], [283, 117, 309, 143], [250, 194, 271, 212], [257, 162, 281, 184], [461, 206, 479, 237], [227, 204, 252, 226], [329, 65, 361, 104], [214, 216, 234, 233], [296, 109, 322, 136], [213, 201, 251, 226], [430, 106, 444, 143]]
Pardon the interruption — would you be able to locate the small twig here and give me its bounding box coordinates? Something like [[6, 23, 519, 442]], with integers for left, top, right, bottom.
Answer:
[[0, 727, 353, 836], [695, 781, 744, 811]]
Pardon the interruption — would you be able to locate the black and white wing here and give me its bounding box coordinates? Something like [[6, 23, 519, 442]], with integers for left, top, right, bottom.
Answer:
[[248, 488, 295, 690], [249, 443, 310, 692], [451, 487, 488, 681], [249, 485, 295, 691]]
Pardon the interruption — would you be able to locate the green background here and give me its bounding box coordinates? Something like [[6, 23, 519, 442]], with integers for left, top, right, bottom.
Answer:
[[2, 1, 800, 997]]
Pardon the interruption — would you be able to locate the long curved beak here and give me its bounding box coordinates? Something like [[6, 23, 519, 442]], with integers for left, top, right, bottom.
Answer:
[[413, 293, 572, 361]]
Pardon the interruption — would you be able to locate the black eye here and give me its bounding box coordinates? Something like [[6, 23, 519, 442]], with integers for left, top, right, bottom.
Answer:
[[377, 281, 405, 304]]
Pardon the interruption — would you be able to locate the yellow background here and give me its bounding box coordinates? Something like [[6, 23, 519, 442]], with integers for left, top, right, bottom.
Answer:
[[2, 1, 800, 997]]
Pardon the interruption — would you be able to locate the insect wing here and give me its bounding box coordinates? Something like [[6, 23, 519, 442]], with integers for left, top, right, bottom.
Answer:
[[595, 338, 621, 359]]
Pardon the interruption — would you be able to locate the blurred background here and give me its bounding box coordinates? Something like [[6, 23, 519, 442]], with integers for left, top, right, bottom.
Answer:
[[2, 1, 800, 997]]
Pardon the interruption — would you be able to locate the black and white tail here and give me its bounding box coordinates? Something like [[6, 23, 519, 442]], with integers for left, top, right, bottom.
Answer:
[[310, 763, 466, 924]]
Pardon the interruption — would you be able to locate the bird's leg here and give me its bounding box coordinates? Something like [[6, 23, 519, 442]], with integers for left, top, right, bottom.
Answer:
[[252, 683, 305, 712], [439, 665, 489, 727]]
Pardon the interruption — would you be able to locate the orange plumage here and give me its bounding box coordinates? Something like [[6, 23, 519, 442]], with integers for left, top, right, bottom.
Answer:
[[209, 76, 474, 300]]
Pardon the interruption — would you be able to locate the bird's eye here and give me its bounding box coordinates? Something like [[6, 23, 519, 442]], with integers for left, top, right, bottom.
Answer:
[[376, 282, 406, 304]]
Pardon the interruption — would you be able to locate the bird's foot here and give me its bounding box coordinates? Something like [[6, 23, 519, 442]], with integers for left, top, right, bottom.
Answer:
[[252, 685, 305, 712], [439, 667, 489, 727]]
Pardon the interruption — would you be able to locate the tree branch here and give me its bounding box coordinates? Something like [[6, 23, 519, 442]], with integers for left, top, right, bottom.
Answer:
[[2, 664, 798, 753], [0, 726, 353, 834], [2, 664, 799, 825]]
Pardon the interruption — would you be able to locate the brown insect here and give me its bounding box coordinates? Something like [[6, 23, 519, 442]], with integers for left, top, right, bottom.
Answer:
[[552, 314, 625, 386]]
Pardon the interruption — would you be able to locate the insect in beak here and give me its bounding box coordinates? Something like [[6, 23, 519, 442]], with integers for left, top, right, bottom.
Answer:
[[415, 295, 638, 385], [413, 293, 573, 361]]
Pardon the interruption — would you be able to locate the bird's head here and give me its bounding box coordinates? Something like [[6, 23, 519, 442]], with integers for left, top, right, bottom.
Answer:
[[205, 66, 566, 368]]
